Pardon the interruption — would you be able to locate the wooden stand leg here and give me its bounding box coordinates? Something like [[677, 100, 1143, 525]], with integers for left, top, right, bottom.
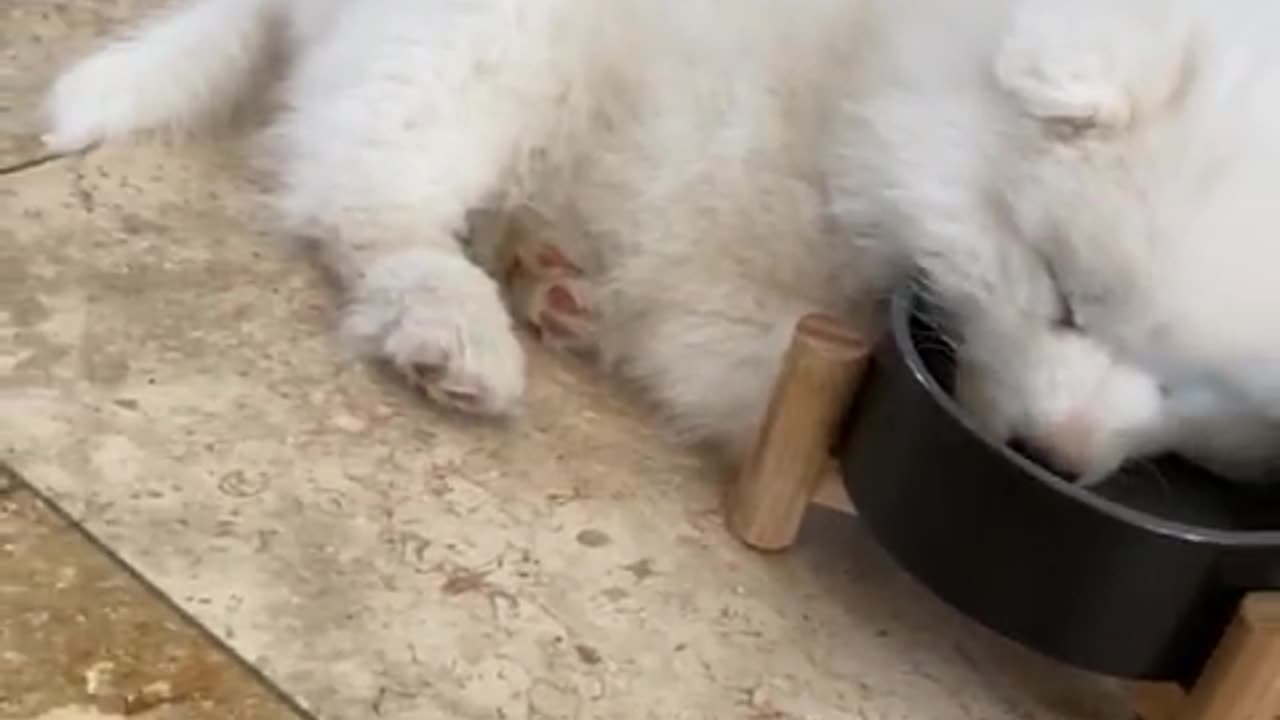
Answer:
[[1131, 681, 1186, 720], [1132, 593, 1280, 720], [1177, 592, 1280, 720], [727, 314, 869, 551]]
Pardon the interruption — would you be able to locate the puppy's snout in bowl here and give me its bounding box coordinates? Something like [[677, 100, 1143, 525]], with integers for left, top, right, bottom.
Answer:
[[954, 327, 1170, 483], [1007, 434, 1092, 483], [1014, 416, 1133, 485], [954, 382, 1113, 484], [955, 361, 1116, 481], [837, 284, 1280, 683]]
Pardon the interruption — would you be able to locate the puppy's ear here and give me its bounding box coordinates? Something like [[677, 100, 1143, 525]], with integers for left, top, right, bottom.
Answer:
[[993, 0, 1195, 131]]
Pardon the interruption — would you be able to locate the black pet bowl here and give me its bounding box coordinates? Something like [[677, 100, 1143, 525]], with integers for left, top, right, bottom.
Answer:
[[837, 284, 1280, 684]]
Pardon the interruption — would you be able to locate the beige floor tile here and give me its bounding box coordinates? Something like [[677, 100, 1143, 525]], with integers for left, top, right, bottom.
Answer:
[[0, 470, 303, 720], [2, 3, 1131, 719]]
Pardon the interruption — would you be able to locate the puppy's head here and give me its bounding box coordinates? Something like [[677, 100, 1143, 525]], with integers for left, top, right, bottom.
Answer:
[[960, 0, 1280, 479]]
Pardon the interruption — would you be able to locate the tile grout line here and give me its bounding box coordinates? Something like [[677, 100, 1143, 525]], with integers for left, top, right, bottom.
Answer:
[[0, 146, 77, 176], [0, 461, 24, 497], [1, 458, 320, 720]]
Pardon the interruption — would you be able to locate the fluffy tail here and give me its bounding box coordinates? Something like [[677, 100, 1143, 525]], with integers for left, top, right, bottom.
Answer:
[[44, 0, 280, 153]]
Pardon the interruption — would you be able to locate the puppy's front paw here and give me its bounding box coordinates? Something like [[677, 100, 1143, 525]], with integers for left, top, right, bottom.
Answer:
[[343, 250, 526, 416]]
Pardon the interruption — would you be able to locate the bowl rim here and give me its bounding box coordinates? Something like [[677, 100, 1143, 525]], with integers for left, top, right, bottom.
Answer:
[[889, 283, 1280, 547]]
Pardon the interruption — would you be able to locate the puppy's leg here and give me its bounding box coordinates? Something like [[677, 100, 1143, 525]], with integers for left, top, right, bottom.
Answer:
[[44, 0, 279, 153], [600, 271, 827, 464], [592, 164, 875, 462], [268, 6, 567, 416]]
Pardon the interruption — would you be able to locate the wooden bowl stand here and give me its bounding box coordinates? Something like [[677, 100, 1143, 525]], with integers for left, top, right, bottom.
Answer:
[[725, 314, 1280, 720]]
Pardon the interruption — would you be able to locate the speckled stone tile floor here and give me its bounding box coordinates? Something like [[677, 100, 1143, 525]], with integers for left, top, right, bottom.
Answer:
[[3, 3, 1134, 719], [0, 465, 304, 720]]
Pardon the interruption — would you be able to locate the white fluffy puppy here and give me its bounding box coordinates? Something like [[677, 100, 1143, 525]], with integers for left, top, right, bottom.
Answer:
[[46, 0, 1280, 479]]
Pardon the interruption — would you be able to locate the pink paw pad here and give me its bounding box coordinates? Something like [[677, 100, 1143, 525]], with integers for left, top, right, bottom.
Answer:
[[500, 237, 599, 355], [527, 277, 597, 353]]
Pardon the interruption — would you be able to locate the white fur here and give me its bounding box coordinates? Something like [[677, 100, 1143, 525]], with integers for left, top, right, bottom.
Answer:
[[46, 0, 1280, 477]]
